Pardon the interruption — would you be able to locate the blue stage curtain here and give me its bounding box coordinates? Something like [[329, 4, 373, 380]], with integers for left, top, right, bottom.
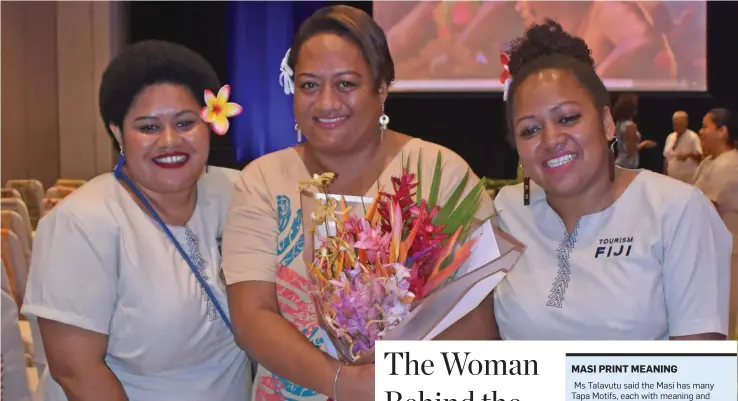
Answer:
[[227, 1, 326, 164]]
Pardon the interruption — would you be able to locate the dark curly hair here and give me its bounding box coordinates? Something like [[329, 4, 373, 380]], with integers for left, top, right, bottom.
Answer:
[[505, 20, 610, 140], [611, 93, 639, 123], [287, 5, 395, 90], [98, 40, 221, 150], [708, 108, 737, 146]]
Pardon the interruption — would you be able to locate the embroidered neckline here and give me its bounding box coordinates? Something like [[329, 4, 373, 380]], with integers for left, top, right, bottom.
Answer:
[[546, 220, 580, 308], [184, 226, 219, 321]]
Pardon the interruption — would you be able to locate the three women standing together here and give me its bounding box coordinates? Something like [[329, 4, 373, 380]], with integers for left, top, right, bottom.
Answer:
[[20, 5, 732, 401]]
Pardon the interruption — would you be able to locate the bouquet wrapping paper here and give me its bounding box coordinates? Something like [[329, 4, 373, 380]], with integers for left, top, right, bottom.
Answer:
[[300, 186, 524, 363]]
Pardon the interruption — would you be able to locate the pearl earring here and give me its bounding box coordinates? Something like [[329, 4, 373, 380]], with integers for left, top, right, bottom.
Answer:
[[379, 105, 389, 131]]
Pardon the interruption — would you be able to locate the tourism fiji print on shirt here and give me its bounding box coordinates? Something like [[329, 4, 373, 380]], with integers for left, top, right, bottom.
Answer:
[[493, 170, 731, 340]]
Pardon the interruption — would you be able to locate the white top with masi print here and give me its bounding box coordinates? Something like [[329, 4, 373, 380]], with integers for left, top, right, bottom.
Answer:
[[493, 170, 731, 340], [22, 167, 251, 401]]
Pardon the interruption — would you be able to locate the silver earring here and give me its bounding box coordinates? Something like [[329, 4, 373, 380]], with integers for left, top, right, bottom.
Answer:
[[609, 138, 617, 154], [379, 105, 389, 131], [295, 123, 302, 143], [119, 147, 124, 156]]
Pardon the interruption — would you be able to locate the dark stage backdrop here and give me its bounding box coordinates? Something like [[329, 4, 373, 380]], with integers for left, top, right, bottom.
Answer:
[[127, 1, 738, 180]]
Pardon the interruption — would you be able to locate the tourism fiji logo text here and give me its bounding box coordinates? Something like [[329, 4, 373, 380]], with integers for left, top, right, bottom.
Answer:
[[595, 236, 633, 258]]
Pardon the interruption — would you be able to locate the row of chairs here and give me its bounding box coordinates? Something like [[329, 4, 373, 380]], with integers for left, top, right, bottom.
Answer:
[[1, 178, 86, 398], [1, 179, 85, 306]]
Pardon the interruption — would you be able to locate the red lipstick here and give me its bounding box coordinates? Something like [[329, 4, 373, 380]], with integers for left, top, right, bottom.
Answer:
[[152, 152, 190, 169]]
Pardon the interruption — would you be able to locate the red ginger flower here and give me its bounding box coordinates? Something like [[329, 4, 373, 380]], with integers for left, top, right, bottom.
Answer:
[[377, 168, 417, 234], [406, 200, 448, 296]]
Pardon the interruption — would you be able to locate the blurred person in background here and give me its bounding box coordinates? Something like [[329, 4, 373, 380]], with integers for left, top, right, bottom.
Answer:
[[221, 6, 497, 401], [383, 1, 679, 82], [492, 20, 730, 341], [611, 93, 657, 169], [663, 111, 702, 183], [693, 108, 738, 339], [21, 40, 250, 401]]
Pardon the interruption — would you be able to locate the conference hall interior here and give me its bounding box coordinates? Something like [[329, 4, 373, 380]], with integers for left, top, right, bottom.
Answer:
[[1, 1, 737, 398]]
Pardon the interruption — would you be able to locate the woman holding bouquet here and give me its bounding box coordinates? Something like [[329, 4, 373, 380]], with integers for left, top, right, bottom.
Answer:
[[222, 5, 497, 401], [492, 20, 731, 340]]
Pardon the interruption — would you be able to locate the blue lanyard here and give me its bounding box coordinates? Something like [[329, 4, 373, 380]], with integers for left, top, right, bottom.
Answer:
[[114, 156, 233, 333]]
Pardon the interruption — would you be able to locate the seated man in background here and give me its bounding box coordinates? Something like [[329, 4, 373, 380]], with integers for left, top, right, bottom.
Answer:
[[664, 111, 702, 183]]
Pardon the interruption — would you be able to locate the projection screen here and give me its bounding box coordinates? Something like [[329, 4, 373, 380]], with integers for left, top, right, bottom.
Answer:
[[373, 1, 707, 92]]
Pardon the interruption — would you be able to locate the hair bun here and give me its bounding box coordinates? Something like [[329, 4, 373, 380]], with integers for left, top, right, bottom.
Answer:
[[508, 19, 594, 75]]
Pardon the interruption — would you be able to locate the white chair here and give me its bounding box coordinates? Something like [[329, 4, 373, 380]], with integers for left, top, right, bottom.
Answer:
[[0, 229, 29, 307], [2, 210, 32, 265], [5, 180, 44, 230], [45, 186, 75, 200], [1, 188, 22, 200], [0, 199, 32, 238], [54, 179, 86, 189], [1, 266, 33, 401]]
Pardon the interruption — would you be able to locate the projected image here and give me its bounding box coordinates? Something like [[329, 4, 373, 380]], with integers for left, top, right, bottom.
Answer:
[[374, 1, 707, 92]]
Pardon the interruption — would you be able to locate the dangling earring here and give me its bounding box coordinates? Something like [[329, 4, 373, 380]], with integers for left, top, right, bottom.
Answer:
[[522, 163, 530, 206], [379, 105, 389, 141], [115, 148, 126, 173], [608, 139, 617, 182], [295, 122, 302, 143]]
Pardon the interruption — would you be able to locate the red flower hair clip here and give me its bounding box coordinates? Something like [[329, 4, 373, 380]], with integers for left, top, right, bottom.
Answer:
[[500, 52, 512, 101], [499, 52, 511, 83]]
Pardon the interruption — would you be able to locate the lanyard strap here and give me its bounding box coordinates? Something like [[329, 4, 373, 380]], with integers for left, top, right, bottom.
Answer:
[[114, 157, 233, 333]]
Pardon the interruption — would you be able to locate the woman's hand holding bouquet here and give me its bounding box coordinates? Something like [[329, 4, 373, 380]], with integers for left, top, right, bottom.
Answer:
[[300, 151, 525, 364]]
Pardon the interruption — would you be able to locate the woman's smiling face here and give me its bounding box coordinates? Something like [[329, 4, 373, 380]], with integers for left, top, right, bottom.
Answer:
[[116, 83, 209, 195], [292, 33, 387, 155], [512, 68, 614, 197]]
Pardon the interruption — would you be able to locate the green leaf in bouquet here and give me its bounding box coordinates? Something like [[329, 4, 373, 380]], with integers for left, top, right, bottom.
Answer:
[[441, 178, 485, 235], [438, 252, 455, 272], [404, 150, 411, 172], [416, 148, 423, 205], [459, 198, 482, 240], [433, 169, 470, 226], [428, 151, 442, 209]]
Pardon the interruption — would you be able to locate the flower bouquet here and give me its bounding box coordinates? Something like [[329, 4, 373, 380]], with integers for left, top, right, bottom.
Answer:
[[300, 151, 525, 363]]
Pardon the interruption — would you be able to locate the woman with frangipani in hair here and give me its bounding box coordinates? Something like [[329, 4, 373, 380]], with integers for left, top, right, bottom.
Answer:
[[492, 20, 731, 341], [22, 40, 251, 401], [221, 5, 497, 401]]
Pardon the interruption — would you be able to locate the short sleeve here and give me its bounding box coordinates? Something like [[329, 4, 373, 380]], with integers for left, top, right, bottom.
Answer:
[[662, 189, 732, 336], [716, 175, 738, 212], [21, 208, 117, 335], [221, 162, 279, 284]]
